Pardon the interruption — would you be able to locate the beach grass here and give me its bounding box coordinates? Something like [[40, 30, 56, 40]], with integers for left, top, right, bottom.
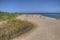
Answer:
[[0, 12, 33, 40], [0, 12, 22, 21]]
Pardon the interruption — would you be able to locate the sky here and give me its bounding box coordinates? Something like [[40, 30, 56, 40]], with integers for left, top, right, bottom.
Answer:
[[0, 0, 60, 13]]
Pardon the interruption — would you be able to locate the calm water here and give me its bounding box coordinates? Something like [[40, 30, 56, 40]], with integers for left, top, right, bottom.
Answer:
[[39, 13, 60, 18]]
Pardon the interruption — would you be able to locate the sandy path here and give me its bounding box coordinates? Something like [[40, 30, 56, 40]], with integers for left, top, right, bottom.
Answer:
[[11, 14, 60, 40]]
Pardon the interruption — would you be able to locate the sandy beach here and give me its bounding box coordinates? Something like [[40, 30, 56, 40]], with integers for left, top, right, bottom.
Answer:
[[11, 14, 60, 40]]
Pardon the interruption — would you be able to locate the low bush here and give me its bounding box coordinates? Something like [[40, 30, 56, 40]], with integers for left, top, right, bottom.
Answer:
[[0, 12, 21, 21], [0, 19, 33, 40]]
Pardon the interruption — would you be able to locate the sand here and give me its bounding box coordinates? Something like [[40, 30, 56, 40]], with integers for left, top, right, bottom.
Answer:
[[11, 14, 60, 40]]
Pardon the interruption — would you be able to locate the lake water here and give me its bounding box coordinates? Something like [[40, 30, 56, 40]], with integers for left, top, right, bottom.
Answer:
[[39, 13, 60, 18]]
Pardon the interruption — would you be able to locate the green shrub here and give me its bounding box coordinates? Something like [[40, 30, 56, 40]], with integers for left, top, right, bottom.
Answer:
[[0, 12, 21, 21], [0, 19, 33, 40]]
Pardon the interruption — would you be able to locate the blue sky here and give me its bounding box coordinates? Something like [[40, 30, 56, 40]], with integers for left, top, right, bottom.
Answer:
[[0, 0, 60, 13]]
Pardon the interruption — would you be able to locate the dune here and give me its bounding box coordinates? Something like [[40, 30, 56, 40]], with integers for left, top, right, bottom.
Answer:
[[11, 14, 60, 40]]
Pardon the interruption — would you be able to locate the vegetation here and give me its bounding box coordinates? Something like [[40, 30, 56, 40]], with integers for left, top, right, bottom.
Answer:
[[0, 12, 22, 21], [0, 12, 34, 40], [0, 19, 33, 40]]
